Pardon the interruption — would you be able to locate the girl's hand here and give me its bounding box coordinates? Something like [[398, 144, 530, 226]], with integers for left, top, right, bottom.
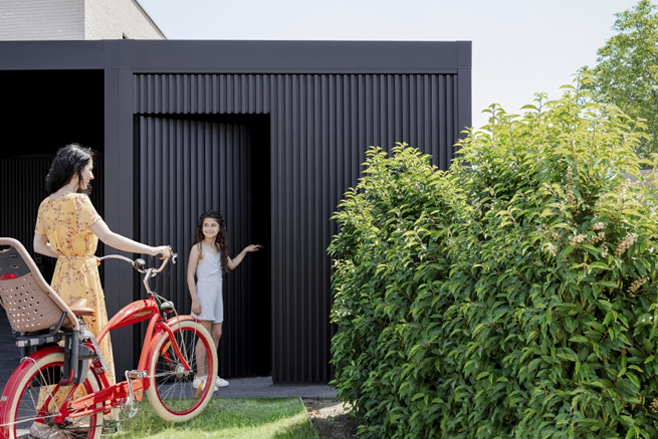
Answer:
[[245, 244, 262, 253], [191, 299, 201, 315]]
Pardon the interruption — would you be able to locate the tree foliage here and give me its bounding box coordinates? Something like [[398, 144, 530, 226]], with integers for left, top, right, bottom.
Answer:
[[582, 0, 658, 160], [329, 85, 658, 438]]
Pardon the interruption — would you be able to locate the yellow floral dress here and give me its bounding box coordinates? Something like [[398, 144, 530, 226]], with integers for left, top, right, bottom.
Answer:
[[35, 193, 115, 385]]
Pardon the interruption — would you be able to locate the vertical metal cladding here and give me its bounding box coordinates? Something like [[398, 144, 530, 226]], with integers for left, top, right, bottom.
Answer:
[[0, 159, 51, 254], [137, 116, 253, 377], [135, 72, 460, 382], [0, 157, 104, 262]]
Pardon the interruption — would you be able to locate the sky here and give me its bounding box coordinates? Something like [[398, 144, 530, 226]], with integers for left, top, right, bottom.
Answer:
[[138, 0, 646, 130]]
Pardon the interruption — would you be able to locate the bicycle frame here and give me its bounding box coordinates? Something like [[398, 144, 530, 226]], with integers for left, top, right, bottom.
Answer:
[[0, 242, 217, 439], [56, 314, 197, 422], [58, 253, 199, 422], [1, 302, 197, 429], [0, 253, 195, 424]]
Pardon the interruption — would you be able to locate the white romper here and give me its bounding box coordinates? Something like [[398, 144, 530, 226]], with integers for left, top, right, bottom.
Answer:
[[192, 249, 224, 323]]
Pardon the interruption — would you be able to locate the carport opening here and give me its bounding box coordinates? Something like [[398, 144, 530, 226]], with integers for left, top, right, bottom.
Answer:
[[0, 69, 105, 277], [0, 69, 104, 363]]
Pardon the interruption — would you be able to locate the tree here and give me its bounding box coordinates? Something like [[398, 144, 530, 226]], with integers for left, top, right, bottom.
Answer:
[[583, 0, 658, 160]]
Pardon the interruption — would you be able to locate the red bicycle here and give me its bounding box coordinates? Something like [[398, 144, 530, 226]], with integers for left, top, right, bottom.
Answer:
[[0, 237, 218, 439]]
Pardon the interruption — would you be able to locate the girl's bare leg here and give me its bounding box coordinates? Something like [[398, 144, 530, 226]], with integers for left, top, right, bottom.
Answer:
[[211, 322, 222, 350], [196, 320, 213, 377]]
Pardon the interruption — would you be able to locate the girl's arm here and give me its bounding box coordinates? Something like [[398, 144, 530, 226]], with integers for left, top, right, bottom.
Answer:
[[227, 244, 261, 271], [187, 245, 201, 315], [33, 233, 61, 258], [90, 219, 170, 257]]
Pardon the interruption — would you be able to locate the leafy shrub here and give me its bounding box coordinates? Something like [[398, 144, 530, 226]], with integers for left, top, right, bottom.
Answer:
[[329, 84, 658, 438], [329, 144, 469, 438]]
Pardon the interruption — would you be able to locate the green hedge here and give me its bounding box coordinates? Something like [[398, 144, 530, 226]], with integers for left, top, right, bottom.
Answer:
[[329, 86, 658, 438]]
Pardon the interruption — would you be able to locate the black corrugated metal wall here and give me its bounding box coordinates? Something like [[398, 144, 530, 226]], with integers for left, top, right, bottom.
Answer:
[[134, 72, 459, 382], [0, 159, 52, 256]]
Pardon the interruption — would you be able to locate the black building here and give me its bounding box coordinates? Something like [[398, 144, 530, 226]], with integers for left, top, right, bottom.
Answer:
[[0, 39, 471, 383]]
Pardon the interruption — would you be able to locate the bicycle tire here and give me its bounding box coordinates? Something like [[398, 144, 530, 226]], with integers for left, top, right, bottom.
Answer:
[[1, 350, 102, 439], [146, 320, 217, 422]]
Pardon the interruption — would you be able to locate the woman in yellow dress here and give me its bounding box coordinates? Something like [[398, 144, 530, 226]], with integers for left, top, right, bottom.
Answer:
[[32, 143, 171, 438]]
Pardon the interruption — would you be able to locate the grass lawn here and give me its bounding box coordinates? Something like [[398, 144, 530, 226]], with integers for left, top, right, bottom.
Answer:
[[107, 398, 318, 439]]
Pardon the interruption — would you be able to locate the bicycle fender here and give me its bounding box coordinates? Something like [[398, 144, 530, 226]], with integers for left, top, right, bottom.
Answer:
[[0, 346, 63, 433]]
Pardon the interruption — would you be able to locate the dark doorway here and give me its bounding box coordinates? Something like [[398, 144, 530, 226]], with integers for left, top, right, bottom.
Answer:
[[0, 69, 105, 374], [0, 69, 105, 270], [136, 114, 271, 377]]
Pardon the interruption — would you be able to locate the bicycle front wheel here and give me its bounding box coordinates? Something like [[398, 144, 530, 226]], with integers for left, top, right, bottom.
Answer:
[[1, 351, 102, 439], [146, 320, 217, 422]]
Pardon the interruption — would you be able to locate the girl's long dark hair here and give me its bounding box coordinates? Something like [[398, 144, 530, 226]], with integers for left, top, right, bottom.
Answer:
[[45, 143, 95, 195], [193, 210, 229, 273]]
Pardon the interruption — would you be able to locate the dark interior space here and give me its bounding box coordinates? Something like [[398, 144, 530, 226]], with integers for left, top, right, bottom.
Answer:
[[1, 70, 104, 158], [0, 69, 105, 278], [133, 113, 272, 377], [247, 115, 272, 376]]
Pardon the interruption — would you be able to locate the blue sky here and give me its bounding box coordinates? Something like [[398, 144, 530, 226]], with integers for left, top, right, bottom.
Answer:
[[138, 0, 646, 129]]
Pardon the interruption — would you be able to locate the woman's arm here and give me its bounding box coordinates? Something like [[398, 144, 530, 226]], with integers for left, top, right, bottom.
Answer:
[[187, 245, 201, 314], [227, 244, 261, 271], [33, 233, 61, 258], [89, 219, 170, 257]]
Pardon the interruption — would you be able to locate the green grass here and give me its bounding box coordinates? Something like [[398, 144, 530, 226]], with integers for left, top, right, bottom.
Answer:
[[106, 398, 318, 439]]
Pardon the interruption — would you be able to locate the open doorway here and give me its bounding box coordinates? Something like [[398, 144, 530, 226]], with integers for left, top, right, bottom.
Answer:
[[0, 69, 104, 389], [135, 113, 272, 377], [0, 69, 104, 277]]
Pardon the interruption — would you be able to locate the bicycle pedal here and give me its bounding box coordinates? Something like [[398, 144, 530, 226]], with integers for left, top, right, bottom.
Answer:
[[125, 370, 147, 379]]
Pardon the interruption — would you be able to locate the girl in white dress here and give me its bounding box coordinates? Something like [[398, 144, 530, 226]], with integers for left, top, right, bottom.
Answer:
[[187, 210, 261, 391]]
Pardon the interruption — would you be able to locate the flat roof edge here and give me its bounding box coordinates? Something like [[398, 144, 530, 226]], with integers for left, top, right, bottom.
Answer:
[[0, 40, 471, 73]]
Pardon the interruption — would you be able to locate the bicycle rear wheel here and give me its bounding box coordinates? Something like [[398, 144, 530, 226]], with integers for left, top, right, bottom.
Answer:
[[1, 351, 102, 439], [146, 320, 217, 422]]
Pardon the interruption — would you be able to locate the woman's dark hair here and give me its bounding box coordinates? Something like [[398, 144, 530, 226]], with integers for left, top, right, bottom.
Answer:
[[193, 210, 229, 273], [45, 144, 95, 195]]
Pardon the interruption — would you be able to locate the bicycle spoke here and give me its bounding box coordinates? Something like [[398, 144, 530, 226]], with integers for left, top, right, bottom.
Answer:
[[3, 352, 102, 439]]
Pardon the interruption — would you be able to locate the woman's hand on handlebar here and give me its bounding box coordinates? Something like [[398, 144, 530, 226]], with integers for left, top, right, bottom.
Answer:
[[151, 245, 172, 259]]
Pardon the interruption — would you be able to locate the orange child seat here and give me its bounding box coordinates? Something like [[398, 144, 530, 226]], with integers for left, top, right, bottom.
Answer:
[[0, 237, 98, 384]]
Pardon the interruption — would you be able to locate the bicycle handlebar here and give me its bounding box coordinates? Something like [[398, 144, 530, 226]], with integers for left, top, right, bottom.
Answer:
[[99, 251, 177, 299], [99, 251, 177, 274]]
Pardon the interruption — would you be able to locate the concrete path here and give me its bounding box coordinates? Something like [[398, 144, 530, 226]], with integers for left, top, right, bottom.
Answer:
[[0, 311, 335, 399]]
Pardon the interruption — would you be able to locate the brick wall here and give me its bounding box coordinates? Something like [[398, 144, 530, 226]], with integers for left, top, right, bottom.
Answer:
[[0, 0, 165, 40], [85, 0, 165, 39], [0, 0, 84, 40]]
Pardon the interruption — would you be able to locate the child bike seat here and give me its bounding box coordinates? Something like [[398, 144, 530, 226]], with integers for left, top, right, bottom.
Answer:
[[0, 237, 82, 334]]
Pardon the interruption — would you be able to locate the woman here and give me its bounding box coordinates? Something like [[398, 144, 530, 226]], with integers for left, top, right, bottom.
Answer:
[[32, 143, 170, 437]]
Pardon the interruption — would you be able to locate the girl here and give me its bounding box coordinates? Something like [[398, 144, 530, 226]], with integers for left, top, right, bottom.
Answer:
[[187, 210, 260, 391]]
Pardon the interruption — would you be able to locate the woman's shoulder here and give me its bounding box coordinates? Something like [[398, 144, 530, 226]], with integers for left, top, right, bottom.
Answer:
[[38, 192, 77, 209], [70, 193, 92, 202], [44, 192, 90, 205], [38, 196, 52, 208]]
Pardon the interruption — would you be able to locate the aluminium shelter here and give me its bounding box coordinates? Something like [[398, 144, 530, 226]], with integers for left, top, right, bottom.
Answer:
[[0, 39, 471, 383]]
